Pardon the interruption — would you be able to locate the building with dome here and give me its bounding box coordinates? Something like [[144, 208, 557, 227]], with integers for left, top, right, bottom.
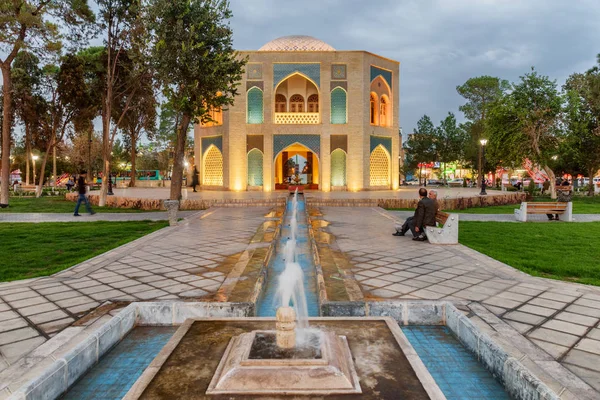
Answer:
[[195, 35, 400, 191]]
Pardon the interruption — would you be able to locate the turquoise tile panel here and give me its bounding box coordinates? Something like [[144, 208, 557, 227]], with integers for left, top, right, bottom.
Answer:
[[370, 135, 392, 155], [247, 87, 264, 124], [273, 134, 320, 159], [370, 65, 393, 88], [330, 87, 347, 124], [202, 136, 222, 156], [330, 149, 346, 186], [273, 63, 320, 88], [247, 149, 264, 186]]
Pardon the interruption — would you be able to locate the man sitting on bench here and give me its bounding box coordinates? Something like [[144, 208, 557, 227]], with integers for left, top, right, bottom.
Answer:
[[394, 188, 437, 241], [548, 179, 571, 220]]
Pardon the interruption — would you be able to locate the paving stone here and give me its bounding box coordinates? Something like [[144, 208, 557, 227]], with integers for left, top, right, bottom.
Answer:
[[566, 304, 600, 319], [507, 286, 545, 296], [0, 327, 39, 345], [517, 304, 557, 317], [55, 296, 94, 308], [506, 320, 533, 334], [410, 289, 445, 300], [483, 297, 523, 309], [555, 312, 599, 327], [38, 317, 74, 334], [574, 297, 600, 309], [120, 284, 155, 294], [89, 289, 127, 301], [0, 318, 28, 333], [423, 284, 458, 295], [0, 336, 46, 363], [527, 297, 567, 310], [107, 279, 140, 289], [384, 283, 418, 294], [19, 302, 58, 316], [539, 292, 578, 303], [496, 291, 532, 303], [2, 290, 38, 302], [575, 338, 600, 356], [530, 339, 569, 359], [563, 349, 600, 372], [67, 302, 100, 315], [0, 310, 19, 322], [562, 363, 600, 392], [6, 296, 48, 309], [361, 278, 392, 287], [504, 311, 546, 325], [542, 320, 589, 336], [587, 329, 600, 341], [134, 289, 168, 300], [46, 291, 84, 301], [452, 290, 489, 302], [36, 285, 70, 295], [528, 328, 580, 347]]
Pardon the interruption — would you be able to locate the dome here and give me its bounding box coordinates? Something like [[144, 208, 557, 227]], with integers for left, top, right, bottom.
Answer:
[[259, 35, 335, 52]]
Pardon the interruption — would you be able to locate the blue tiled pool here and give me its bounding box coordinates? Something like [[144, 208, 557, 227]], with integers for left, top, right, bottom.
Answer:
[[61, 326, 177, 400], [257, 197, 320, 317], [403, 326, 510, 400]]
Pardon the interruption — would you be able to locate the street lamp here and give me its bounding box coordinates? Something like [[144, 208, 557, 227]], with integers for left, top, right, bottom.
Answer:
[[480, 139, 488, 195], [31, 155, 39, 185]]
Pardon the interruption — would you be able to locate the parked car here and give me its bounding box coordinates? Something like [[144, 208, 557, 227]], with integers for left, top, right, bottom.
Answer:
[[404, 179, 420, 185], [448, 178, 464, 187], [427, 179, 443, 186]]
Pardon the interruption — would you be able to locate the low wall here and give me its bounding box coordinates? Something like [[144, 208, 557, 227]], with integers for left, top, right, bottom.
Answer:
[[65, 193, 286, 210], [376, 192, 526, 210]]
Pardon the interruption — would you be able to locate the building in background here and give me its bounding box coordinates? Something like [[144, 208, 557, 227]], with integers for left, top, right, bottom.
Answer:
[[195, 35, 400, 191]]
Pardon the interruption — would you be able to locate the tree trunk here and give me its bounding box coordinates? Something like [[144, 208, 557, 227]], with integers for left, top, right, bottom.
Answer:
[[52, 146, 56, 187], [588, 167, 595, 197], [1, 65, 12, 205], [170, 113, 191, 200], [130, 137, 136, 187], [36, 140, 54, 198], [25, 124, 30, 185], [99, 96, 111, 207], [543, 165, 556, 199]]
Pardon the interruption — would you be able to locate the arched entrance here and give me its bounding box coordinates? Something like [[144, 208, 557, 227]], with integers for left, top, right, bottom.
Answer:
[[203, 145, 223, 186], [369, 145, 390, 188], [274, 143, 319, 190]]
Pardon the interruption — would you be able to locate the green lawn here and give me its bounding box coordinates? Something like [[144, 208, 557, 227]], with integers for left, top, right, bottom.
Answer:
[[0, 221, 168, 281], [450, 196, 600, 214], [0, 196, 155, 213], [459, 221, 600, 286]]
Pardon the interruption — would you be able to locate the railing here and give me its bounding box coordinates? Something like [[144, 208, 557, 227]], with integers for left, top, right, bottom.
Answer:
[[274, 112, 320, 124]]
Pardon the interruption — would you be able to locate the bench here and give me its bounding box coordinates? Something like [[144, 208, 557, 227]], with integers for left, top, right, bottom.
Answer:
[[557, 186, 572, 192], [514, 202, 572, 222], [425, 211, 459, 245]]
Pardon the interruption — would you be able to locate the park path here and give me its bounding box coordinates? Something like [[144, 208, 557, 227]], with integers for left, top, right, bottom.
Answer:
[[322, 207, 600, 395], [391, 210, 600, 222], [0, 211, 197, 223]]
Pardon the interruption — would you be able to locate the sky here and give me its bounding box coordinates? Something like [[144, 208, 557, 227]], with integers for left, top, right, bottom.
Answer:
[[228, 0, 600, 134]]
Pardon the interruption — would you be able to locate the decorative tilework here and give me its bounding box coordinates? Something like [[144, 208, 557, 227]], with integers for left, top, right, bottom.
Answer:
[[330, 149, 346, 186], [203, 145, 223, 186], [246, 81, 264, 91], [201, 136, 222, 156], [369, 145, 390, 187], [247, 149, 264, 186], [330, 81, 347, 91], [370, 135, 392, 156], [331, 64, 346, 79], [259, 36, 335, 52], [370, 66, 392, 89], [247, 63, 262, 79], [330, 87, 347, 124], [273, 63, 320, 88], [247, 87, 264, 124], [273, 134, 320, 159]]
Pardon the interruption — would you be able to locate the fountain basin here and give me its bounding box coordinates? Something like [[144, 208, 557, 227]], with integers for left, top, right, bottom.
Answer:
[[124, 317, 443, 399]]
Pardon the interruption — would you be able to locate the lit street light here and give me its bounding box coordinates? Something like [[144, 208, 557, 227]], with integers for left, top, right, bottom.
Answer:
[[480, 139, 488, 196]]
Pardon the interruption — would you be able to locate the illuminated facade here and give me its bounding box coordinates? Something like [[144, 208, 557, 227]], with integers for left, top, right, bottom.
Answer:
[[195, 35, 400, 191]]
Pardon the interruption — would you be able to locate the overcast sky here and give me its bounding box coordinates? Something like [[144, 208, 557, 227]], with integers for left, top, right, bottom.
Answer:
[[228, 0, 600, 134]]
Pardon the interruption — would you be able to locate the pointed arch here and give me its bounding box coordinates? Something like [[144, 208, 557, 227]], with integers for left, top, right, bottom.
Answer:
[[369, 144, 390, 187], [247, 148, 264, 186], [331, 87, 347, 124], [308, 94, 319, 112], [203, 145, 223, 186], [330, 148, 347, 186], [247, 86, 263, 124], [275, 94, 287, 112]]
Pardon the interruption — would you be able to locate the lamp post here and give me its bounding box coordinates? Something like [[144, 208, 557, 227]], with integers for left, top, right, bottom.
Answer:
[[480, 139, 488, 195], [32, 155, 39, 186]]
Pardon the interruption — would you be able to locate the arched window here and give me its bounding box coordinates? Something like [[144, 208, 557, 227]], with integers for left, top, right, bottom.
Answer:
[[330, 149, 346, 186], [369, 145, 390, 187], [370, 93, 377, 125], [380, 96, 387, 127], [307, 94, 319, 113], [290, 94, 304, 113], [331, 87, 347, 124], [275, 94, 287, 113], [247, 149, 263, 186], [247, 87, 264, 124], [203, 145, 223, 186]]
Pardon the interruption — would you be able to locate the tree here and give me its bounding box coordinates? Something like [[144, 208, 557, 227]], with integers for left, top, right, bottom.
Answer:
[[149, 0, 246, 200], [456, 76, 510, 178], [404, 115, 436, 184], [96, 0, 148, 206], [0, 0, 94, 205], [487, 69, 563, 198], [434, 112, 468, 183], [562, 55, 600, 196]]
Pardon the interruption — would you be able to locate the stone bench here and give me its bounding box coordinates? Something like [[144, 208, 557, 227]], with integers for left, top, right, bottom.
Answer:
[[425, 211, 459, 245], [514, 202, 572, 222]]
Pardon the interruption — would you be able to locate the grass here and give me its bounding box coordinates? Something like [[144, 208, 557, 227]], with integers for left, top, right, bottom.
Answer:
[[0, 221, 168, 281], [459, 221, 600, 286], [0, 196, 155, 213]]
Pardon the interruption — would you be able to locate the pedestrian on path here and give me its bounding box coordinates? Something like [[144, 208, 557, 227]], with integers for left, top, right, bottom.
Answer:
[[74, 171, 96, 216], [192, 166, 199, 192]]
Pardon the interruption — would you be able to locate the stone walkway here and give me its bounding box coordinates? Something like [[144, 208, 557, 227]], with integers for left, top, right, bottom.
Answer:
[[0, 211, 196, 223], [321, 207, 600, 393], [391, 210, 600, 222], [0, 207, 271, 372]]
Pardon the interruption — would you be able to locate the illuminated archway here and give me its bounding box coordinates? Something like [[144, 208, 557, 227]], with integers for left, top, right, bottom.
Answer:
[[274, 142, 319, 189], [369, 145, 390, 187], [203, 145, 223, 186]]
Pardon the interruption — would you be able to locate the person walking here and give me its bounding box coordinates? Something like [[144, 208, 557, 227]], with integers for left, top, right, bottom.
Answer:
[[74, 171, 95, 216], [542, 179, 550, 195], [191, 166, 199, 192]]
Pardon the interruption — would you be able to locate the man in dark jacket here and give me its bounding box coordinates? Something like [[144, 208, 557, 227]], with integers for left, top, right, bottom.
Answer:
[[393, 188, 436, 239], [73, 171, 95, 216]]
